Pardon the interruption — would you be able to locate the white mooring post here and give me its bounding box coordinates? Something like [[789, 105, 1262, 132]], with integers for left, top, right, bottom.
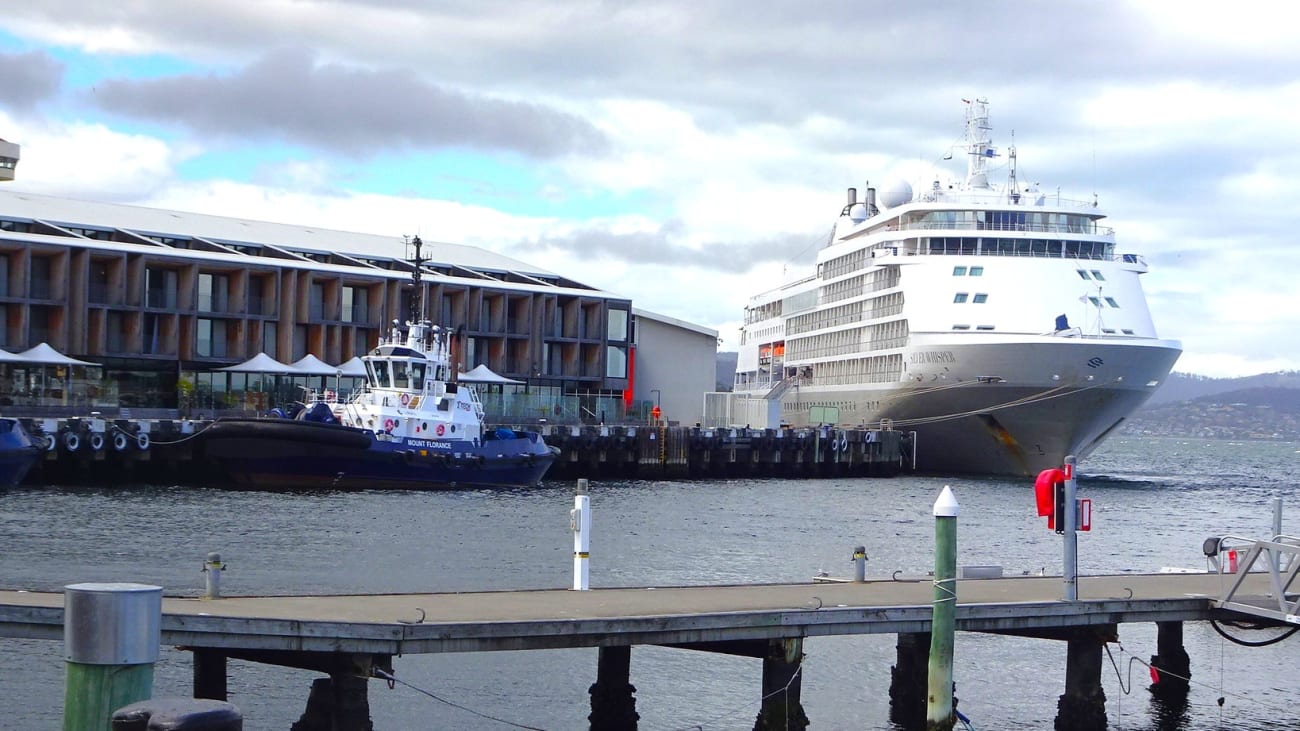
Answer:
[[852, 546, 867, 583], [927, 486, 958, 730], [571, 478, 591, 590]]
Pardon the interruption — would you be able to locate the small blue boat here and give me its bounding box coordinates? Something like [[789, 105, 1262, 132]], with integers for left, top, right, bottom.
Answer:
[[197, 237, 558, 490], [0, 417, 43, 487]]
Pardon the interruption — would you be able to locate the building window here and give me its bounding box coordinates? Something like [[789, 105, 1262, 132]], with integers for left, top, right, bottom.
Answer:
[[31, 257, 52, 299], [198, 273, 229, 313], [606, 346, 627, 378], [973, 293, 988, 304], [1104, 297, 1119, 308], [1076, 270, 1091, 280], [261, 321, 277, 354], [1090, 270, 1106, 281], [952, 324, 970, 330], [953, 293, 969, 303], [107, 311, 125, 352], [146, 268, 178, 308], [952, 266, 967, 276], [342, 285, 367, 324], [309, 283, 325, 321], [969, 266, 984, 276], [143, 314, 161, 354], [607, 309, 628, 341]]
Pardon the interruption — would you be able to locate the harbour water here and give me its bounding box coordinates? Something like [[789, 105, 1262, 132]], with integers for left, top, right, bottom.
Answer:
[[2, 436, 1297, 729]]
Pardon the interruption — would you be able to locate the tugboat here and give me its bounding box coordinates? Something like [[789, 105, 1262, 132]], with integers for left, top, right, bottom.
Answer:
[[0, 417, 42, 487], [198, 237, 558, 490]]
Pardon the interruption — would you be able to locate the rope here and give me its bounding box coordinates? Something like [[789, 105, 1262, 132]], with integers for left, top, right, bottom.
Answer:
[[1101, 639, 1296, 721], [670, 662, 804, 731], [370, 667, 547, 731], [117, 419, 220, 446]]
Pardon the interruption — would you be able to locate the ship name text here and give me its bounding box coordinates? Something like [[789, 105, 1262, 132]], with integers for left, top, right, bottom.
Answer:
[[909, 350, 957, 365]]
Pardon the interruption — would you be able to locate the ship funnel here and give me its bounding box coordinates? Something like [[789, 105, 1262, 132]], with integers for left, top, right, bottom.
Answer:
[[866, 187, 878, 216], [846, 187, 858, 206]]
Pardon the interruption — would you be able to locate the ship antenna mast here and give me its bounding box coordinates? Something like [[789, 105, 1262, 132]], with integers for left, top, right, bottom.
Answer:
[[1007, 130, 1021, 203], [963, 97, 995, 189]]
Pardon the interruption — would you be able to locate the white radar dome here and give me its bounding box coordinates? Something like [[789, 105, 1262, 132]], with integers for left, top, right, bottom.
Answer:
[[849, 202, 868, 222], [878, 179, 913, 208]]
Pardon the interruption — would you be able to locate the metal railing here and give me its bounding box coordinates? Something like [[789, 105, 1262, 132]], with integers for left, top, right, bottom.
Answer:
[[1209, 534, 1300, 624]]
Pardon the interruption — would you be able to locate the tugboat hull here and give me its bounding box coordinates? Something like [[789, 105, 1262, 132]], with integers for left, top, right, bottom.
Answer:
[[199, 418, 556, 490]]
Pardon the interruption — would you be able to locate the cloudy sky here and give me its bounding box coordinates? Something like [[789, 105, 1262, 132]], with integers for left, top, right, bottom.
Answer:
[[1, 1, 1296, 378]]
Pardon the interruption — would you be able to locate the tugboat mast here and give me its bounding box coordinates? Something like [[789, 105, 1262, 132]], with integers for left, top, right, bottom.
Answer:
[[408, 235, 425, 325]]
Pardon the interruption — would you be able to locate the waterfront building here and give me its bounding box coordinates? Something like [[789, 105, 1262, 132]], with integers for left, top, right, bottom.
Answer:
[[0, 190, 644, 420]]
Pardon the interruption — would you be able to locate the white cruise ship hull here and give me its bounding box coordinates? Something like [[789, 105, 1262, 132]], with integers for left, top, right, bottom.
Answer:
[[776, 337, 1181, 476]]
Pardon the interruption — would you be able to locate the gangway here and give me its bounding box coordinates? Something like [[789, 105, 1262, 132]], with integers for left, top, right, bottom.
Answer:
[[1208, 534, 1300, 624]]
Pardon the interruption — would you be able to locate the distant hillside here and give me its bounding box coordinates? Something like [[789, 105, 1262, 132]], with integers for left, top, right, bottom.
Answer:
[[1125, 386, 1300, 440], [1147, 370, 1300, 405]]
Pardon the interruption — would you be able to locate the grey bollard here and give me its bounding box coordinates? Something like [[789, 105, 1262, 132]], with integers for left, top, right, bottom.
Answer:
[[203, 553, 224, 599], [852, 546, 867, 583], [112, 698, 243, 730]]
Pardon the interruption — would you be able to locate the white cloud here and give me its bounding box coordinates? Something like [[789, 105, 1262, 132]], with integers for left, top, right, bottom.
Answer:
[[0, 114, 187, 200]]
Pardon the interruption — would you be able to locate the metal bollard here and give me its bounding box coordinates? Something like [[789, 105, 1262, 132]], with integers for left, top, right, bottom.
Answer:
[[63, 583, 162, 731], [852, 546, 868, 583], [571, 479, 591, 590], [203, 553, 225, 599], [112, 697, 243, 730]]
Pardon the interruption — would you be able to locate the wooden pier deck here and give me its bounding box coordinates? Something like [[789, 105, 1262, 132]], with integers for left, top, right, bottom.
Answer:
[[1, 572, 1280, 730], [0, 572, 1269, 652]]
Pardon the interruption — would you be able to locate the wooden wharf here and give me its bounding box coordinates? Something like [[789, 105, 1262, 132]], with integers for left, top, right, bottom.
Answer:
[[0, 571, 1282, 730], [15, 416, 910, 485]]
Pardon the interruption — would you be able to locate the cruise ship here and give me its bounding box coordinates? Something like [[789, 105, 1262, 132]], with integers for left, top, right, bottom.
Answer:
[[732, 98, 1181, 476]]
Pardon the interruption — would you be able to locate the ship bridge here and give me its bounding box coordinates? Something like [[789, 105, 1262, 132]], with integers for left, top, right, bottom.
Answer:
[[0, 139, 18, 181]]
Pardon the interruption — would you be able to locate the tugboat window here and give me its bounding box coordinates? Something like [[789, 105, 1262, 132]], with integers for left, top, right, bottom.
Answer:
[[393, 361, 410, 389], [410, 362, 426, 388]]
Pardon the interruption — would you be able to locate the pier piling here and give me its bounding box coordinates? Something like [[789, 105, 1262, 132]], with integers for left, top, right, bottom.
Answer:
[[1148, 621, 1191, 699], [1054, 626, 1113, 731], [753, 637, 807, 731], [588, 645, 638, 730], [62, 583, 162, 731], [192, 649, 228, 702], [889, 632, 931, 729]]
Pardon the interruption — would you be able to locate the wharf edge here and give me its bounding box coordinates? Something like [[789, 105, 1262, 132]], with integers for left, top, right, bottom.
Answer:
[[14, 416, 911, 484]]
